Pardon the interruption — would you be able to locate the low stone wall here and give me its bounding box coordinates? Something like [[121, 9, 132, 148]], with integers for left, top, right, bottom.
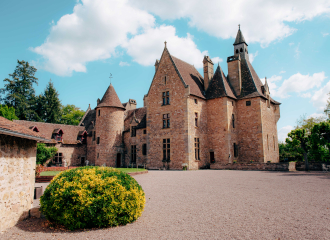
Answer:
[[295, 162, 329, 171], [210, 162, 289, 171]]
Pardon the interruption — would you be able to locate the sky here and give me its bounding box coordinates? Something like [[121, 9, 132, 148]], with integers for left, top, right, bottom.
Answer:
[[0, 0, 330, 142]]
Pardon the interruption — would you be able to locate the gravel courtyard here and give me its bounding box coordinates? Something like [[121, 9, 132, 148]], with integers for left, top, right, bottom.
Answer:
[[2, 170, 330, 240]]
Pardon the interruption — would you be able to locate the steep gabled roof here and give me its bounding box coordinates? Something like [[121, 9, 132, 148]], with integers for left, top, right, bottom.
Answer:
[[14, 120, 86, 144], [124, 107, 147, 132], [206, 65, 236, 100], [0, 117, 49, 142], [80, 109, 96, 133], [171, 55, 205, 99], [234, 28, 247, 46], [97, 84, 125, 109]]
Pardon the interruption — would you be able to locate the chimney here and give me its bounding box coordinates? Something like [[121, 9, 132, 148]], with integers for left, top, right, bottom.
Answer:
[[97, 98, 100, 105], [227, 55, 241, 96], [203, 56, 214, 91], [155, 59, 160, 72]]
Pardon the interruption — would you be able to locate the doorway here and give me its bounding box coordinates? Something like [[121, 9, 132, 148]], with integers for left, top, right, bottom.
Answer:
[[116, 153, 121, 168], [81, 157, 85, 166]]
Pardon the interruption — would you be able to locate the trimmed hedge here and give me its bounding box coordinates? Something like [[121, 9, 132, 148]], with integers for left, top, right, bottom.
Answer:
[[40, 167, 145, 230]]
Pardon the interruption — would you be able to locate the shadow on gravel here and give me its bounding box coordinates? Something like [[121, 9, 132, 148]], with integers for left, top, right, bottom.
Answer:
[[266, 171, 330, 179]]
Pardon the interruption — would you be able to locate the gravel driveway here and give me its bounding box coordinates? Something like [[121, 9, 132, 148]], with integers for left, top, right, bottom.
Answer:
[[2, 170, 330, 239]]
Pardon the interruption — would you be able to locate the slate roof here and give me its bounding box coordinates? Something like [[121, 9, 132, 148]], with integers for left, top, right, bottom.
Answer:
[[79, 109, 96, 134], [97, 84, 125, 109], [14, 120, 86, 144], [234, 28, 247, 45], [171, 55, 205, 99], [124, 107, 147, 132], [206, 65, 236, 100], [0, 117, 49, 142]]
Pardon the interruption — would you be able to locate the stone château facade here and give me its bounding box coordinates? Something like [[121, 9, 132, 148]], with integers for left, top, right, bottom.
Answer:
[[15, 28, 281, 170]]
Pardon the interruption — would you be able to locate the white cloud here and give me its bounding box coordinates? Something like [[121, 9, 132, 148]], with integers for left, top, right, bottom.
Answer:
[[294, 43, 301, 58], [308, 113, 326, 119], [211, 57, 223, 64], [249, 51, 258, 63], [289, 42, 294, 46], [32, 0, 155, 76], [311, 80, 330, 112], [279, 71, 286, 74], [131, 0, 330, 47], [300, 92, 312, 98], [278, 125, 294, 142], [123, 25, 210, 68], [273, 72, 327, 98], [322, 32, 329, 37], [261, 75, 282, 95], [119, 61, 130, 66]]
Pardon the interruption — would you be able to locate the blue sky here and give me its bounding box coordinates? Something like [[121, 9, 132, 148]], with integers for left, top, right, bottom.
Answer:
[[1, 0, 330, 141]]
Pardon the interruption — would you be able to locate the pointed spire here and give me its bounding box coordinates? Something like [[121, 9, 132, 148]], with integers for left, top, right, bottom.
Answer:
[[164, 41, 167, 48], [234, 25, 247, 45], [97, 84, 125, 109]]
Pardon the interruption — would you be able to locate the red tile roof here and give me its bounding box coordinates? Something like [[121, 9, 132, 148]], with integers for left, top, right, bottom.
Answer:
[[124, 107, 147, 132], [97, 84, 125, 109], [14, 120, 85, 144], [0, 117, 48, 142]]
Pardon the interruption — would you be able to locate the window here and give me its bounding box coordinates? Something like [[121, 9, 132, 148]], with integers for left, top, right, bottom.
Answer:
[[143, 129, 147, 134], [267, 134, 269, 150], [194, 138, 200, 160], [55, 133, 62, 142], [236, 49, 239, 54], [210, 152, 215, 163], [131, 145, 136, 163], [164, 76, 167, 85], [98, 109, 100, 116], [162, 91, 170, 105], [163, 139, 170, 161], [232, 114, 235, 128], [232, 101, 234, 106], [195, 113, 198, 127], [246, 101, 251, 106], [53, 153, 63, 164], [97, 137, 100, 144], [131, 127, 136, 137], [97, 153, 99, 159], [240, 48, 243, 52], [163, 113, 170, 128], [194, 99, 198, 104], [273, 136, 275, 151], [142, 144, 147, 155], [234, 143, 238, 157], [93, 131, 96, 141]]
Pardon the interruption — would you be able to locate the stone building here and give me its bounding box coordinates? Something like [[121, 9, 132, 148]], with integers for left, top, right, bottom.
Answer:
[[15, 27, 281, 170], [0, 116, 48, 232]]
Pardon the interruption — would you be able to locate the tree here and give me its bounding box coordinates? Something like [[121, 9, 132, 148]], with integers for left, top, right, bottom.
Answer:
[[286, 129, 310, 171], [0, 105, 18, 120], [310, 121, 330, 162], [36, 143, 57, 165], [37, 80, 61, 123], [295, 114, 325, 134], [324, 93, 330, 119], [59, 104, 85, 125], [278, 141, 302, 162], [0, 60, 39, 120]]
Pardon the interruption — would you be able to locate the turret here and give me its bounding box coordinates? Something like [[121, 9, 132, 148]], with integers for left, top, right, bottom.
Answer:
[[233, 25, 249, 61], [95, 83, 125, 167]]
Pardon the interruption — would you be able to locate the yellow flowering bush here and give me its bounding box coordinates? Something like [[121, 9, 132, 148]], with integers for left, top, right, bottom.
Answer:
[[40, 167, 145, 230]]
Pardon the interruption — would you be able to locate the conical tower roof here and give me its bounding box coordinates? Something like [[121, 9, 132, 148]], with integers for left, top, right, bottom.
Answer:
[[234, 26, 247, 45], [97, 84, 125, 109]]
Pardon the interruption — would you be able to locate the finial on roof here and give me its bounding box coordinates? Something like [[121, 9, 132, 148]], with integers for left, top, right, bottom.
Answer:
[[238, 24, 240, 30], [164, 41, 167, 48], [109, 73, 113, 85]]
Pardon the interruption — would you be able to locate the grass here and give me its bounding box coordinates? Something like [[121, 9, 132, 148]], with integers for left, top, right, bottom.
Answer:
[[39, 167, 147, 176]]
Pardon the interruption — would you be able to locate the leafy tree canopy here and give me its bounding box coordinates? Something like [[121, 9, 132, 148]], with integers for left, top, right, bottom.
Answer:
[[0, 105, 18, 120], [59, 104, 85, 125], [36, 143, 57, 165], [0, 60, 39, 120]]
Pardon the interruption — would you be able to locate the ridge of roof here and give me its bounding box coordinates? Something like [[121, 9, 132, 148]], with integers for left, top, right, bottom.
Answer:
[[206, 65, 236, 100], [97, 84, 125, 109]]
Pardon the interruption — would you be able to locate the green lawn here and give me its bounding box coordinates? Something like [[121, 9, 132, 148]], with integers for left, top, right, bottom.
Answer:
[[40, 168, 147, 176]]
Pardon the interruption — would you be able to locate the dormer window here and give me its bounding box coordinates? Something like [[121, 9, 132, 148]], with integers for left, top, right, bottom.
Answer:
[[79, 130, 88, 144], [131, 126, 136, 137], [53, 129, 64, 142], [30, 126, 39, 132]]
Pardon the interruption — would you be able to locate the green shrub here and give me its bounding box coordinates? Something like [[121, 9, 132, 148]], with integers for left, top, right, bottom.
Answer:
[[40, 167, 145, 230], [36, 143, 57, 165]]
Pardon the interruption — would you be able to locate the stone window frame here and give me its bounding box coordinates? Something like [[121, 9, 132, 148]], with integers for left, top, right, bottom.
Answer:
[[232, 114, 235, 128], [246, 100, 251, 106], [194, 112, 199, 128], [162, 138, 171, 162], [96, 137, 100, 145], [143, 129, 147, 134], [131, 145, 137, 164], [194, 137, 200, 161], [131, 126, 136, 137], [162, 90, 170, 106], [210, 151, 215, 163], [164, 75, 168, 85], [92, 131, 96, 141], [98, 109, 100, 116], [234, 143, 238, 158], [162, 113, 170, 129], [142, 143, 147, 155], [194, 99, 198, 104], [53, 153, 63, 164], [273, 136, 276, 151]]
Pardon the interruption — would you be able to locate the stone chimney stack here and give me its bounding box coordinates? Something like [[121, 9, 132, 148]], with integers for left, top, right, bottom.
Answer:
[[97, 98, 100, 105], [227, 54, 241, 96], [203, 56, 214, 91], [155, 59, 160, 72]]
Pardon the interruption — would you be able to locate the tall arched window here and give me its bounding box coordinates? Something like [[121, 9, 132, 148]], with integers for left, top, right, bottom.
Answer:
[[232, 114, 235, 128], [240, 48, 243, 52], [236, 49, 239, 54]]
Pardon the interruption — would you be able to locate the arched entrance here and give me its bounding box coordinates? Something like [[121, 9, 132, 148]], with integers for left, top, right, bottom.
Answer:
[[116, 153, 121, 168]]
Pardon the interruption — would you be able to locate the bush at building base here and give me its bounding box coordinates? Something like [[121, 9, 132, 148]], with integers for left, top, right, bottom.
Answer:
[[40, 167, 145, 230]]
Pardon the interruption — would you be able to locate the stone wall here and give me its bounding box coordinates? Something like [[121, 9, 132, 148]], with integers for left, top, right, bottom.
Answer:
[[0, 135, 36, 232], [54, 143, 87, 166], [123, 128, 147, 167]]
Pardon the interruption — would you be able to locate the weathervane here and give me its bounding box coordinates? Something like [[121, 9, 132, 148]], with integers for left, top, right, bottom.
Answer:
[[109, 73, 113, 84]]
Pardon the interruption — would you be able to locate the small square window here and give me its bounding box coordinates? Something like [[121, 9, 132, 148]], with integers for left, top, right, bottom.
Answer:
[[194, 99, 198, 104], [143, 129, 146, 134], [246, 101, 251, 106]]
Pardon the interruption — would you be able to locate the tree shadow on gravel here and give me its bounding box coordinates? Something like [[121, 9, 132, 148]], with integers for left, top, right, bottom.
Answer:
[[266, 171, 330, 179]]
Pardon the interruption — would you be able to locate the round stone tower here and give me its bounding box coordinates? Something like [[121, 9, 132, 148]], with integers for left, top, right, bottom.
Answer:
[[95, 83, 125, 167]]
